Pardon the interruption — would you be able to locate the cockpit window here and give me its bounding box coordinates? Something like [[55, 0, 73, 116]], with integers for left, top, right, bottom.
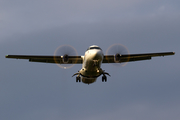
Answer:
[[90, 47, 101, 50], [87, 47, 102, 51]]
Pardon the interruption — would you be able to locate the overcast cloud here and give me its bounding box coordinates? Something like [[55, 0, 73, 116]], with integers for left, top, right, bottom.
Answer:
[[0, 0, 180, 120], [1, 0, 180, 39]]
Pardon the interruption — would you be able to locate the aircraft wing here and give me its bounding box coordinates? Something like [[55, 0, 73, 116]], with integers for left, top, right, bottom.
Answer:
[[5, 55, 83, 64], [103, 52, 175, 63]]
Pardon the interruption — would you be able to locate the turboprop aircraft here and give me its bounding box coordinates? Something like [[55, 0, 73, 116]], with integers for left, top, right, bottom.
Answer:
[[5, 44, 175, 84]]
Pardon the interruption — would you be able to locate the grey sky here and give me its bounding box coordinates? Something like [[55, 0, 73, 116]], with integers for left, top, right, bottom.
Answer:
[[1, 0, 180, 39], [0, 0, 180, 120]]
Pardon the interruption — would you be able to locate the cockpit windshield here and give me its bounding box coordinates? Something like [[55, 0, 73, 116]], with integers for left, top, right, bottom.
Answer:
[[90, 47, 101, 50], [87, 47, 102, 51]]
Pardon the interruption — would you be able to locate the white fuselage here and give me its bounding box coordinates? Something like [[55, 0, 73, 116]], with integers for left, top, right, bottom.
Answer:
[[79, 47, 104, 84]]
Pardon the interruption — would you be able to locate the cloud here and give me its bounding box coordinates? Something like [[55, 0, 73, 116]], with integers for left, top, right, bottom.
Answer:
[[1, 0, 180, 41]]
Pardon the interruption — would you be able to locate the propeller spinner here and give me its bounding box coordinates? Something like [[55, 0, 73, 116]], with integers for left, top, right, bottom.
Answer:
[[54, 45, 78, 69], [106, 44, 130, 67]]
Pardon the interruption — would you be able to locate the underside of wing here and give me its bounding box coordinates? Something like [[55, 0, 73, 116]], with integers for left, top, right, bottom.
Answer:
[[103, 52, 175, 63], [5, 55, 83, 64]]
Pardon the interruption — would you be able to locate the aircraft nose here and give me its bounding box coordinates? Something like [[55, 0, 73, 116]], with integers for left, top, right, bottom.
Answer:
[[91, 50, 103, 60]]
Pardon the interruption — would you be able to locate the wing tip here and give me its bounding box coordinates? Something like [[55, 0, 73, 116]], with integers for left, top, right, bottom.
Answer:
[[5, 55, 9, 58]]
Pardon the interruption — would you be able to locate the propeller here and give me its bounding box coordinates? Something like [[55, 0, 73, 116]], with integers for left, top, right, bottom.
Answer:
[[53, 45, 78, 69], [106, 44, 130, 67]]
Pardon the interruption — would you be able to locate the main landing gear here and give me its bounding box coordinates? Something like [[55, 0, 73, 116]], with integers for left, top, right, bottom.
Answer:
[[76, 76, 81, 82], [102, 75, 107, 82], [102, 71, 110, 82], [72, 72, 81, 82], [72, 70, 111, 83]]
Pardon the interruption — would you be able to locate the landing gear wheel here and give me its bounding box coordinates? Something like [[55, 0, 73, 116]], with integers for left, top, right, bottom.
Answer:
[[105, 77, 107, 82], [76, 76, 81, 82], [102, 76, 107, 82]]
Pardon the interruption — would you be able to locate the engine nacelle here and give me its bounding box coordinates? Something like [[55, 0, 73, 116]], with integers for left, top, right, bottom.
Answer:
[[114, 53, 121, 63], [63, 54, 69, 63]]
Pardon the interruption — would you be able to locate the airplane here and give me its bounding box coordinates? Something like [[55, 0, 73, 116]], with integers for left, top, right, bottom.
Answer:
[[5, 44, 175, 84]]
